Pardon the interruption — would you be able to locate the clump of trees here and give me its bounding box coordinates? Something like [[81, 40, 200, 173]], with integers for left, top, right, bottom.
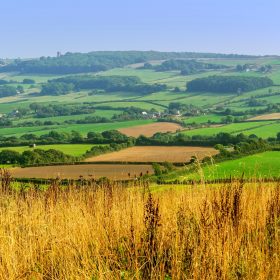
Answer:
[[145, 59, 227, 75], [29, 103, 96, 118], [0, 149, 75, 165], [187, 76, 273, 93], [41, 82, 75, 95], [42, 75, 166, 95], [0, 85, 18, 98], [22, 78, 35, 84]]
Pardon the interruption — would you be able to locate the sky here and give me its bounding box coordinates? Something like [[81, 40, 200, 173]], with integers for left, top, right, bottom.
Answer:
[[0, 0, 279, 58]]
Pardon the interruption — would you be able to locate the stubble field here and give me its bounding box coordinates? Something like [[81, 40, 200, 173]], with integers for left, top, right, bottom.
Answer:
[[85, 146, 218, 163]]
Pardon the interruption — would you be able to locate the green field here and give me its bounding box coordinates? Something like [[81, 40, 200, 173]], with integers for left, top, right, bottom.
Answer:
[[182, 121, 278, 138], [0, 144, 96, 157], [0, 119, 155, 137], [184, 151, 280, 180], [183, 114, 225, 124]]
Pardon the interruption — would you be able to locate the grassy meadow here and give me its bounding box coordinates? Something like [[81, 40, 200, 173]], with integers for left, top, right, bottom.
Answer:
[[182, 121, 279, 138], [0, 144, 96, 157], [0, 119, 155, 137], [184, 151, 280, 181]]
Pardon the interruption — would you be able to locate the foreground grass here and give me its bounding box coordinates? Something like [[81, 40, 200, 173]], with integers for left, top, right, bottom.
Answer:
[[0, 169, 279, 279]]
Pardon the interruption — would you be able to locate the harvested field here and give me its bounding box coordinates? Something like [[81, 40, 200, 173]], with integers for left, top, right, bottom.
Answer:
[[10, 164, 153, 180], [118, 122, 182, 137], [248, 113, 280, 121], [85, 146, 218, 163]]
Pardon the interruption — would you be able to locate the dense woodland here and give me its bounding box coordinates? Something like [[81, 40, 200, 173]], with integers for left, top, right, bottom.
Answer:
[[142, 59, 227, 75], [187, 75, 274, 93], [42, 75, 166, 95], [0, 51, 255, 74]]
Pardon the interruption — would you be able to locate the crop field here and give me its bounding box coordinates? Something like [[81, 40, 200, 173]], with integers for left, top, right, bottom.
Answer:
[[0, 144, 96, 157], [248, 113, 280, 121], [85, 146, 218, 163], [10, 164, 153, 180], [118, 122, 182, 137]]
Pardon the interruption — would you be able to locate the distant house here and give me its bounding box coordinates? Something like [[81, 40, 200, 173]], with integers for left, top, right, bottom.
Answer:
[[29, 143, 36, 148], [141, 111, 148, 116]]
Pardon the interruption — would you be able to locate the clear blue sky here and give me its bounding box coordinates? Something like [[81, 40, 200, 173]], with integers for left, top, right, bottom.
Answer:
[[1, 0, 279, 58]]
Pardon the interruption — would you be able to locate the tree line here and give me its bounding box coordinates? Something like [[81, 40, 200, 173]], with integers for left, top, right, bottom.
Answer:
[[0, 51, 255, 74], [0, 149, 75, 166], [141, 59, 227, 75]]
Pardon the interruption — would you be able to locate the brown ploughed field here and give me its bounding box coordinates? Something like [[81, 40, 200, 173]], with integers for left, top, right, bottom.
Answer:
[[10, 164, 153, 180], [248, 113, 280, 121], [118, 122, 182, 137], [85, 146, 218, 163]]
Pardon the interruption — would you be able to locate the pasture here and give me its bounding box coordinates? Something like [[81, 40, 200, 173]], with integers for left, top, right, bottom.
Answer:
[[200, 151, 280, 180], [85, 146, 218, 163], [0, 144, 96, 157], [0, 119, 155, 137], [182, 121, 277, 138]]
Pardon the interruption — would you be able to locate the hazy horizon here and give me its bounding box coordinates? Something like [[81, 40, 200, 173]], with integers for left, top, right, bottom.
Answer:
[[1, 0, 280, 58]]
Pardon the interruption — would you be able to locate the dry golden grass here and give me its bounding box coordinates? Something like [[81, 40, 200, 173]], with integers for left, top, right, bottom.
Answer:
[[0, 169, 279, 279]]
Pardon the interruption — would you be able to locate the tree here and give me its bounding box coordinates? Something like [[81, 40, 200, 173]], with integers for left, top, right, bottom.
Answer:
[[0, 150, 21, 164], [23, 79, 35, 84], [16, 85, 24, 93]]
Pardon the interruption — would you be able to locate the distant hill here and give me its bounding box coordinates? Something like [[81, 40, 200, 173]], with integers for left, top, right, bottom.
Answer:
[[0, 51, 257, 75]]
